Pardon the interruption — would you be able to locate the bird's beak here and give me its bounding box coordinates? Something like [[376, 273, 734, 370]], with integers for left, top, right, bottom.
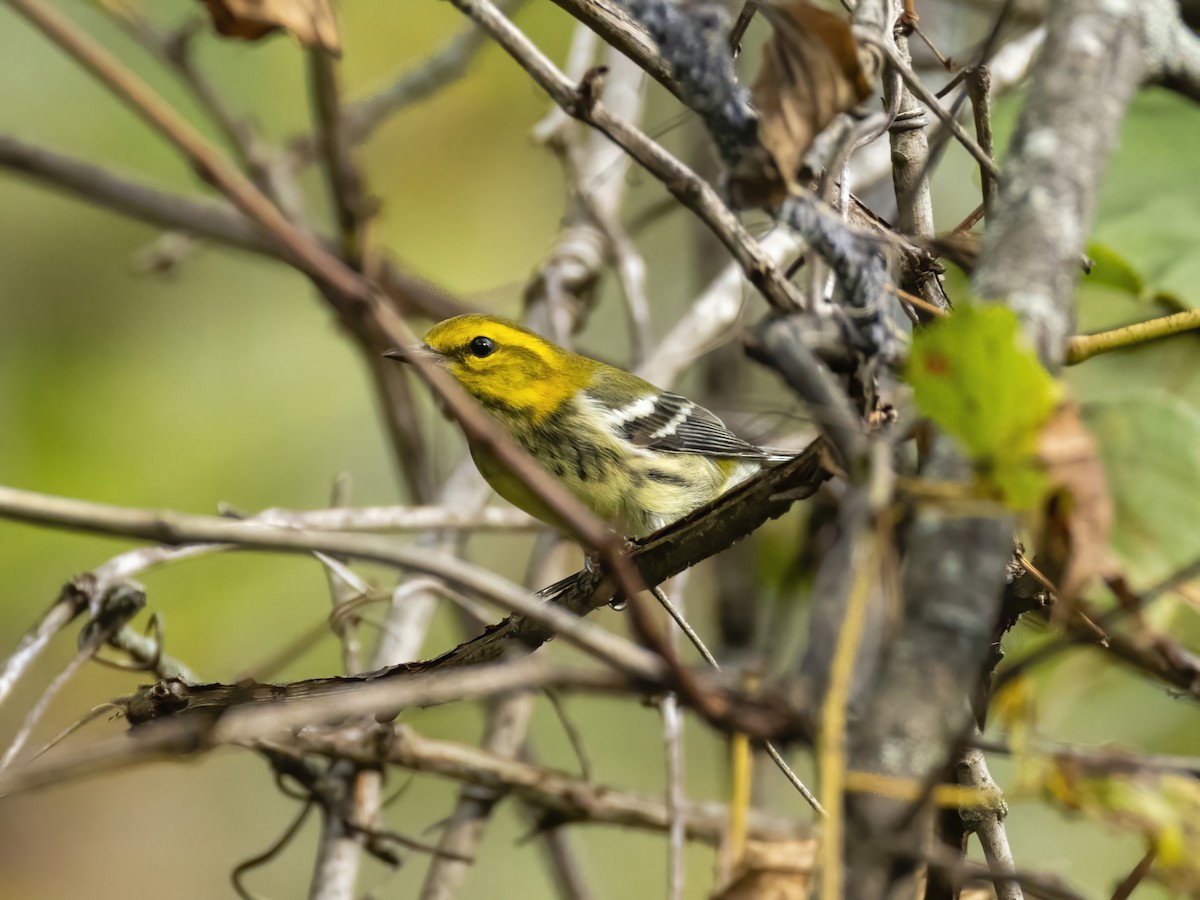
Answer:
[[383, 343, 436, 365]]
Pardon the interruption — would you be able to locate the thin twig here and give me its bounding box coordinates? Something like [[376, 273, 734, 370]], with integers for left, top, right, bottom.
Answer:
[[859, 33, 1001, 180], [957, 746, 1023, 900], [28, 703, 124, 764], [966, 65, 998, 217], [288, 0, 528, 165], [0, 133, 467, 321], [308, 475, 368, 900], [660, 694, 686, 900], [648, 587, 824, 817], [308, 48, 369, 267], [0, 484, 664, 680], [0, 585, 143, 775], [420, 689, 535, 900], [762, 742, 824, 819], [542, 690, 593, 782], [233, 802, 316, 900], [651, 587, 718, 668], [444, 0, 806, 313], [728, 1, 757, 53], [1109, 847, 1156, 900], [0, 586, 88, 711]]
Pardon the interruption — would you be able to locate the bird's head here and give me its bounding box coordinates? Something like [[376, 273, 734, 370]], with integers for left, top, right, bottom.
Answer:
[[387, 314, 589, 421]]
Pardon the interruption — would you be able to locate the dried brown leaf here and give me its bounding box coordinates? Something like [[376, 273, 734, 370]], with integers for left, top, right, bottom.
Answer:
[[1036, 403, 1114, 602], [714, 838, 817, 900], [199, 0, 341, 54], [730, 1, 872, 208]]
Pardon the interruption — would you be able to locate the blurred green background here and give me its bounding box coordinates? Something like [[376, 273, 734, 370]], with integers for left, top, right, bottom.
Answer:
[[1, 2, 1199, 898]]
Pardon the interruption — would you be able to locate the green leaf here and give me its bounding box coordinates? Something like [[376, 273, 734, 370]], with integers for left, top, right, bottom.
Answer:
[[1084, 242, 1144, 297], [907, 303, 1060, 509], [1082, 393, 1200, 586]]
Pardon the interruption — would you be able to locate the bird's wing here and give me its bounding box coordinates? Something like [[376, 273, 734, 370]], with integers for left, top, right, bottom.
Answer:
[[608, 392, 767, 459]]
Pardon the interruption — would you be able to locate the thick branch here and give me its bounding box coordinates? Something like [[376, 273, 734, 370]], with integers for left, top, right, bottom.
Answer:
[[1142, 0, 1200, 101], [973, 0, 1146, 365], [844, 446, 1012, 897]]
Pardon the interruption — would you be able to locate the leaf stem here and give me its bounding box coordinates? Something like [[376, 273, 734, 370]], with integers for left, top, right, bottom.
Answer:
[[1066, 308, 1200, 365]]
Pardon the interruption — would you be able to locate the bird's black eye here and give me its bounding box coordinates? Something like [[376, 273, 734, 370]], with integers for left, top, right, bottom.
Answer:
[[469, 336, 496, 358]]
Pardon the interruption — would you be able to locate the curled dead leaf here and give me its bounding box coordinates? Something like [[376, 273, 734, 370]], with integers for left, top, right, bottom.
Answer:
[[1036, 403, 1114, 603], [714, 838, 817, 900], [198, 0, 341, 54], [730, 1, 873, 209]]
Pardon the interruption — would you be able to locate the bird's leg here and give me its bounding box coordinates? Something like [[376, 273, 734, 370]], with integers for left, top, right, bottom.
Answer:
[[581, 536, 639, 610]]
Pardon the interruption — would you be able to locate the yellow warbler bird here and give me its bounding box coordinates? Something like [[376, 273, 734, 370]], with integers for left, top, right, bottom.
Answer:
[[387, 314, 787, 538]]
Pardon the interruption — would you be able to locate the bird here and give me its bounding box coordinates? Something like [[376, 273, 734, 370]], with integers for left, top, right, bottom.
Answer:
[[386, 314, 788, 539]]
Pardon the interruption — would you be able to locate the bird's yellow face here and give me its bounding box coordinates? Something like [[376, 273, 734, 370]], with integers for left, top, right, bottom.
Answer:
[[421, 315, 591, 422]]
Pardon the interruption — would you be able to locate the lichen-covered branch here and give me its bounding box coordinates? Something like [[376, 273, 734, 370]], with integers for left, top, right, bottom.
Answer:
[[973, 0, 1166, 366]]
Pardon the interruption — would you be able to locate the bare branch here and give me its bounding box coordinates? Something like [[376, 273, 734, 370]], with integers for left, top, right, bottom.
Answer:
[[525, 36, 649, 352], [308, 48, 370, 267], [548, 0, 679, 99], [966, 66, 999, 218], [636, 230, 804, 387], [0, 584, 89, 712], [0, 444, 825, 739], [1142, 0, 1200, 101], [849, 28, 1045, 198], [883, 24, 949, 313], [444, 0, 806, 313], [6, 1, 642, 582], [973, 0, 1146, 365], [0, 485, 667, 684], [861, 33, 1002, 180], [253, 504, 538, 532], [5, 696, 810, 847], [301, 723, 809, 847], [0, 133, 466, 321], [660, 694, 685, 900], [0, 584, 143, 775], [289, 0, 529, 164], [957, 746, 1022, 900], [420, 689, 535, 900]]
